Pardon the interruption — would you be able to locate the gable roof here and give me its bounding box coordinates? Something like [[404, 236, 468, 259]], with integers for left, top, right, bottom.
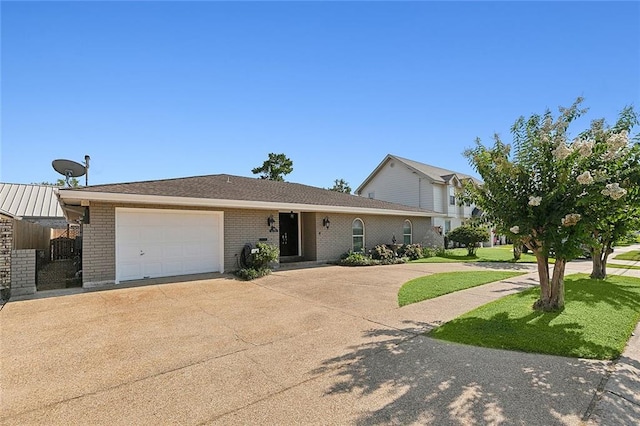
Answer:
[[0, 183, 65, 219], [355, 154, 481, 194], [58, 174, 442, 218]]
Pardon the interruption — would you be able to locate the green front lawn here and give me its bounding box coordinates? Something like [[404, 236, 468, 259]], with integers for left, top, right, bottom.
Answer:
[[607, 263, 640, 271], [429, 274, 640, 360], [398, 271, 526, 307], [614, 250, 640, 261], [413, 246, 543, 264]]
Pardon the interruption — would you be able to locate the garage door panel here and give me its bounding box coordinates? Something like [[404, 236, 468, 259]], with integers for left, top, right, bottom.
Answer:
[[143, 262, 163, 277], [162, 261, 184, 276], [144, 214, 167, 227], [161, 242, 183, 254], [184, 242, 209, 256], [139, 227, 163, 243], [119, 244, 142, 258], [164, 227, 185, 241], [181, 227, 202, 241], [117, 213, 140, 227], [182, 259, 210, 273], [116, 208, 222, 282], [119, 262, 142, 281]]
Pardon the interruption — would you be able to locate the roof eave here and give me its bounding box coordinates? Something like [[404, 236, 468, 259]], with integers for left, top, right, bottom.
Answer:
[[356, 155, 451, 194], [355, 154, 396, 195], [57, 190, 443, 217]]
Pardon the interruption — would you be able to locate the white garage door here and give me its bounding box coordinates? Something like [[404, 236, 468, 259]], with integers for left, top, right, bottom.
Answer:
[[116, 208, 224, 282]]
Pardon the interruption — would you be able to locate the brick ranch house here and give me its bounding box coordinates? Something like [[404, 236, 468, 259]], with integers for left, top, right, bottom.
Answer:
[[56, 174, 443, 288]]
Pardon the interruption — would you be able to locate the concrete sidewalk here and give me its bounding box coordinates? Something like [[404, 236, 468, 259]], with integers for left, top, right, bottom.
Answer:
[[1, 254, 639, 425], [566, 244, 640, 424]]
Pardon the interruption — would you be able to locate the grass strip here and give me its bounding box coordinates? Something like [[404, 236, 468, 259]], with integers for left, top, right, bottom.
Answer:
[[412, 246, 552, 264], [614, 250, 640, 261], [398, 271, 526, 307], [429, 274, 640, 360], [607, 263, 640, 271]]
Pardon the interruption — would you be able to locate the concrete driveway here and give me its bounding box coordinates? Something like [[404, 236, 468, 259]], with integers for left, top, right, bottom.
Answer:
[[0, 261, 624, 425]]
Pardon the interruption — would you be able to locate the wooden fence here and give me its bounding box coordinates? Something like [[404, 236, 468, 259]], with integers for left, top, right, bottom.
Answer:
[[12, 219, 50, 252]]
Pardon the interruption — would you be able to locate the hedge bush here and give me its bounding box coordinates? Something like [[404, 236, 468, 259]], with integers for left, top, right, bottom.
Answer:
[[339, 251, 377, 266], [446, 225, 489, 256], [398, 244, 423, 260], [235, 242, 279, 280], [371, 244, 396, 261]]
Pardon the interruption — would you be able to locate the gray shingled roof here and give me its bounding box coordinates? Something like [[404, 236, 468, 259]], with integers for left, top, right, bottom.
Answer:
[[387, 155, 479, 184], [356, 154, 481, 195], [0, 183, 64, 219], [65, 174, 437, 214]]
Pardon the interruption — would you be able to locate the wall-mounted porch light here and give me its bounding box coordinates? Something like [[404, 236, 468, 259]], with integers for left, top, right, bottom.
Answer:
[[322, 216, 331, 229], [267, 215, 278, 232]]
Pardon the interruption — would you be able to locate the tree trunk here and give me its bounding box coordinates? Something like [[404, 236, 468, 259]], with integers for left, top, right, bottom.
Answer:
[[590, 242, 612, 280], [533, 250, 566, 312], [513, 243, 522, 260], [591, 247, 605, 279], [533, 249, 550, 305], [550, 258, 566, 309]]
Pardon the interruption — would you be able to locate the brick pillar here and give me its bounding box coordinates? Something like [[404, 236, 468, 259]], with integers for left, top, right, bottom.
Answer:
[[1, 220, 12, 299], [10, 249, 37, 296]]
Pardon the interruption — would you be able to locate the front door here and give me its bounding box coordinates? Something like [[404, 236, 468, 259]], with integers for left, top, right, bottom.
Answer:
[[279, 212, 299, 256]]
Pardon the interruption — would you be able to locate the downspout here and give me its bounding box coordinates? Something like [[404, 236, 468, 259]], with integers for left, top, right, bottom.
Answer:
[[418, 177, 421, 209]]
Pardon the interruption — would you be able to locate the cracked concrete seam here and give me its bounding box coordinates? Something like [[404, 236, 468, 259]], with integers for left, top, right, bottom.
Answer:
[[0, 345, 254, 424]]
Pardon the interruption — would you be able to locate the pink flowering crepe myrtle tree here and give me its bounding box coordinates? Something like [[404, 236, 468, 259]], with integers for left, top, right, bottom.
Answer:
[[463, 98, 638, 311]]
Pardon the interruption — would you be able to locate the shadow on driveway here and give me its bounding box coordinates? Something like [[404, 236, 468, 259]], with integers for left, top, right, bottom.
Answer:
[[312, 321, 606, 425]]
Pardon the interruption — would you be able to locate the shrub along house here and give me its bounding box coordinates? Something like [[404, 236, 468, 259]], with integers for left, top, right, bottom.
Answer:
[[56, 174, 443, 288]]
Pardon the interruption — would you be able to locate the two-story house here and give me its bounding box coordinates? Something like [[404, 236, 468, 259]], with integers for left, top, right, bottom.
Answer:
[[355, 154, 482, 236]]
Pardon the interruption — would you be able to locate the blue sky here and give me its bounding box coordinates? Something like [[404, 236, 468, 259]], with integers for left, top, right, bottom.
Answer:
[[2, 1, 639, 191]]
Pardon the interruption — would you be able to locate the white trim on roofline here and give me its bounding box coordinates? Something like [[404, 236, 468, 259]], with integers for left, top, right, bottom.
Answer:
[[57, 190, 446, 217]]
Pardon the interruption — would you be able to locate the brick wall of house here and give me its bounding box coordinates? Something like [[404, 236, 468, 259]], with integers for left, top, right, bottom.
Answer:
[[315, 214, 432, 261], [223, 208, 279, 271], [81, 202, 434, 286], [10, 249, 36, 296], [82, 203, 117, 286], [1, 220, 12, 292], [82, 203, 280, 286]]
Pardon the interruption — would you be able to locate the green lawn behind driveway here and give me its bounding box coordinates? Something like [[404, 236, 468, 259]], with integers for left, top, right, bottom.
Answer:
[[398, 271, 527, 307], [430, 274, 640, 360], [412, 246, 545, 264], [608, 263, 640, 271], [614, 250, 640, 261]]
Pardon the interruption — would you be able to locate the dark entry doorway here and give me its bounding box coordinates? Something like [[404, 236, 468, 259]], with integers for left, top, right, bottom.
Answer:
[[279, 212, 299, 256]]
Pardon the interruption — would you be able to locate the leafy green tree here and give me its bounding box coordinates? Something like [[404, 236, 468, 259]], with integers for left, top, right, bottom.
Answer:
[[328, 178, 352, 193], [573, 107, 640, 278], [463, 98, 636, 311], [37, 178, 81, 187], [446, 225, 489, 256], [251, 153, 293, 181]]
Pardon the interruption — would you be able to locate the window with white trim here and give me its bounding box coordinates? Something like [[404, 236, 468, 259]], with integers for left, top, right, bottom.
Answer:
[[449, 186, 456, 205], [403, 220, 412, 245], [352, 218, 364, 252]]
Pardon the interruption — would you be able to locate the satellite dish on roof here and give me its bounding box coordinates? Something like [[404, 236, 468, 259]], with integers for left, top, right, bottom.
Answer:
[[52, 158, 87, 187]]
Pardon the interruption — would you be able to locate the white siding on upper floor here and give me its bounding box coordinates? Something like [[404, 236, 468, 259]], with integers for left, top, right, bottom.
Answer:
[[419, 179, 435, 211], [433, 184, 445, 213], [358, 159, 421, 207], [357, 155, 480, 234]]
